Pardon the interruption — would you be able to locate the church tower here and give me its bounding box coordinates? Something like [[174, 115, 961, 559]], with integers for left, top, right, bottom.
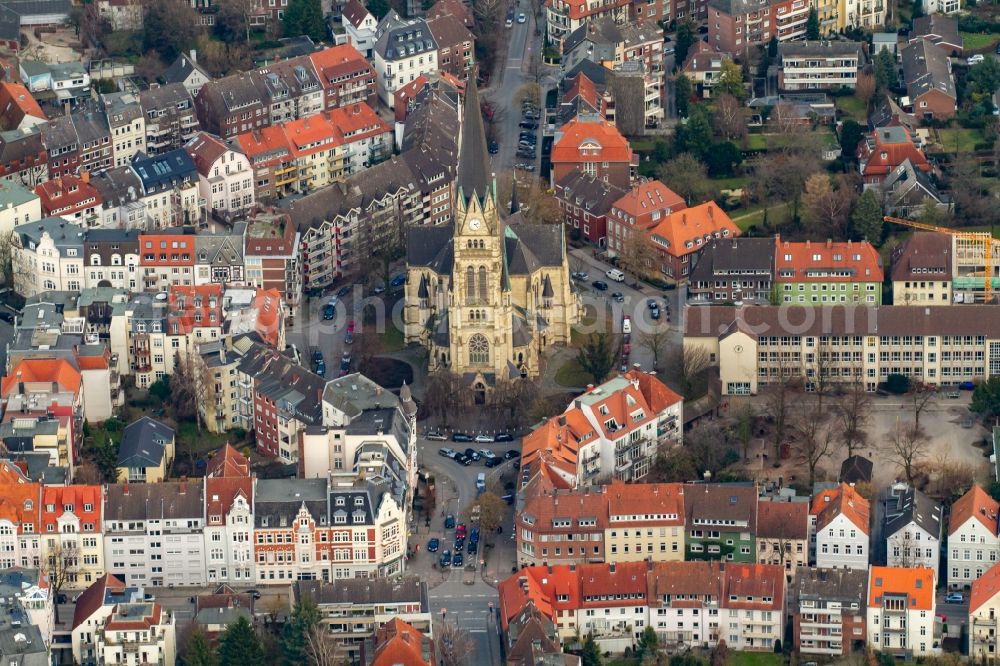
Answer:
[[448, 77, 513, 383]]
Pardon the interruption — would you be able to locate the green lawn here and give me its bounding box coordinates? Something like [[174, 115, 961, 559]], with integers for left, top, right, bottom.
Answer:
[[554, 358, 591, 387], [727, 652, 784, 666], [744, 132, 836, 152], [836, 95, 868, 121], [712, 175, 750, 191], [176, 421, 239, 457], [962, 31, 1000, 51], [730, 202, 790, 232], [381, 325, 405, 352], [930, 127, 987, 154]]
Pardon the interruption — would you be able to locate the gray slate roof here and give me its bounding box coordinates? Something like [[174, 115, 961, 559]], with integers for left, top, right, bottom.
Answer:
[[406, 223, 454, 273], [296, 575, 428, 608], [374, 12, 438, 61], [254, 478, 328, 528], [118, 416, 174, 468], [885, 485, 942, 539], [14, 217, 84, 253], [689, 237, 776, 283], [457, 75, 490, 204], [104, 481, 204, 521], [130, 149, 197, 193], [901, 38, 956, 101], [797, 567, 868, 604], [778, 40, 864, 60], [162, 53, 211, 87], [912, 14, 962, 50]]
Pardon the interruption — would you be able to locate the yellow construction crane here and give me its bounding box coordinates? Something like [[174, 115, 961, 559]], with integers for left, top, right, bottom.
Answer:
[[883, 216, 998, 304]]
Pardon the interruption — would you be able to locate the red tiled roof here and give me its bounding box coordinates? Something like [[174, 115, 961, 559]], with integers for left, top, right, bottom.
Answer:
[[206, 477, 252, 524], [646, 560, 724, 605], [309, 44, 373, 82], [185, 132, 232, 176], [2, 358, 82, 396], [544, 0, 629, 21], [622, 369, 683, 412], [167, 284, 223, 334], [521, 410, 594, 481], [950, 484, 1000, 536], [578, 561, 648, 606], [611, 179, 685, 224], [253, 288, 283, 347], [282, 114, 339, 155], [756, 501, 809, 540], [563, 73, 600, 111], [646, 202, 740, 259], [868, 566, 934, 610], [812, 483, 870, 534], [139, 234, 196, 267], [206, 443, 251, 478], [0, 82, 44, 129], [235, 126, 292, 163], [859, 127, 930, 178], [327, 102, 391, 141], [72, 574, 126, 630], [551, 117, 633, 165], [724, 563, 785, 610], [35, 175, 101, 216], [371, 618, 432, 666], [0, 467, 40, 536], [971, 562, 1000, 614], [605, 481, 683, 524], [774, 237, 883, 283], [40, 485, 102, 533]]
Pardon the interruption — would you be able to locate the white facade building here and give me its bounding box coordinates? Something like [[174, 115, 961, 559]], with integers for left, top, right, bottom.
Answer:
[[885, 484, 943, 582], [866, 566, 939, 658], [811, 483, 871, 570], [11, 217, 86, 297], [948, 485, 1000, 590], [184, 132, 255, 219], [372, 12, 439, 108]]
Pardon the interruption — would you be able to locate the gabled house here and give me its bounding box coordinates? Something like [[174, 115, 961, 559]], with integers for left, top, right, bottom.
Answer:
[[554, 170, 627, 246], [756, 499, 809, 581], [549, 116, 634, 189], [969, 562, 1000, 661], [605, 178, 686, 259], [948, 484, 1000, 590], [162, 52, 212, 96], [426, 13, 475, 79], [35, 174, 101, 224], [884, 483, 943, 580], [365, 617, 435, 666], [858, 126, 931, 186], [687, 237, 775, 304], [0, 82, 46, 131], [685, 484, 758, 562], [71, 574, 140, 666], [811, 483, 870, 570], [866, 566, 939, 657], [372, 12, 439, 109], [911, 15, 963, 55], [309, 43, 379, 112], [901, 38, 957, 121], [342, 0, 378, 57], [185, 132, 255, 219], [646, 201, 740, 281], [116, 416, 175, 483], [881, 158, 949, 219], [681, 41, 731, 93]]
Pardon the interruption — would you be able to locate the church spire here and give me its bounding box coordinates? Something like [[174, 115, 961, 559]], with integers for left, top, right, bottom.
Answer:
[[510, 174, 520, 215], [457, 71, 492, 206]]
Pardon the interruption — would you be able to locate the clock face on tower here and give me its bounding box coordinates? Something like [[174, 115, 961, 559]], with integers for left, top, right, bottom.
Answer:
[[469, 218, 481, 231]]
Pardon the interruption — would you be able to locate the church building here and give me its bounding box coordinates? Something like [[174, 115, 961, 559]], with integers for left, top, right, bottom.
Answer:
[[403, 79, 579, 396]]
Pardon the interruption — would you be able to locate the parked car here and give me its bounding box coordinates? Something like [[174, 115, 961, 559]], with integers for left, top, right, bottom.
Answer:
[[344, 330, 353, 345], [440, 549, 452, 567], [495, 432, 514, 442], [468, 540, 478, 554], [484, 457, 500, 468], [475, 434, 494, 443], [347, 320, 356, 333], [946, 388, 960, 398], [456, 523, 467, 537], [651, 308, 660, 320], [323, 303, 336, 320], [488, 141, 499, 154], [517, 12, 526, 22], [453, 552, 464, 567], [479, 449, 498, 460], [647, 298, 659, 310], [592, 280, 608, 291], [390, 274, 406, 287], [611, 291, 624, 302], [454, 453, 469, 465], [438, 448, 457, 458], [469, 527, 479, 542], [463, 448, 481, 461], [427, 538, 440, 552], [504, 449, 520, 459], [960, 381, 976, 390], [572, 271, 589, 281], [946, 592, 964, 603], [426, 431, 447, 441], [444, 514, 455, 529], [314, 361, 325, 377], [337, 286, 351, 298], [451, 432, 473, 442], [454, 538, 465, 552], [0, 312, 14, 323], [969, 53, 985, 64]]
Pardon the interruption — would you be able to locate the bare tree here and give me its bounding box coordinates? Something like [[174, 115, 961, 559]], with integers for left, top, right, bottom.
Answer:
[[424, 370, 466, 427], [888, 529, 920, 568], [796, 411, 834, 489], [713, 93, 747, 141], [855, 72, 876, 108], [43, 540, 80, 624], [0, 230, 15, 286], [657, 153, 709, 205], [636, 328, 670, 372], [73, 461, 103, 485], [516, 82, 542, 107], [496, 172, 561, 225], [733, 402, 756, 461], [802, 173, 856, 238], [303, 625, 339, 666], [808, 342, 833, 416], [436, 620, 475, 666], [216, 0, 256, 43], [171, 346, 207, 434], [763, 356, 801, 463], [616, 227, 658, 283], [676, 345, 711, 399], [837, 378, 871, 458], [884, 421, 929, 486], [909, 382, 934, 428]]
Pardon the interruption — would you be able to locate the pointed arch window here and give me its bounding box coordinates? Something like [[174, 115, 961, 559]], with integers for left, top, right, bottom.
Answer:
[[469, 334, 490, 365], [478, 266, 488, 303], [466, 266, 475, 303]]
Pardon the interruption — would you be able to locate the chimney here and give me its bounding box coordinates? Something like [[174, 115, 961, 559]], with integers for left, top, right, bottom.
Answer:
[[190, 49, 198, 64], [826, 238, 832, 248], [123, 479, 129, 496], [81, 171, 89, 184], [179, 477, 188, 494]]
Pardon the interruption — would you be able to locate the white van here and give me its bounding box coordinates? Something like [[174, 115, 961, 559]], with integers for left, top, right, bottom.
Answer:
[[476, 473, 486, 492], [606, 268, 625, 282], [622, 315, 632, 334]]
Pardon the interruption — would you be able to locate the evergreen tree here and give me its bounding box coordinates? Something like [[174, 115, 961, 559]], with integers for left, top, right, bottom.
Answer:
[[767, 35, 779, 58], [283, 0, 327, 42], [184, 630, 217, 666], [849, 190, 884, 243], [576, 333, 615, 384], [635, 626, 659, 662], [674, 105, 713, 159], [675, 74, 692, 118], [674, 21, 696, 70], [581, 635, 603, 666], [806, 7, 820, 40], [218, 617, 265, 666], [839, 119, 864, 163], [912, 0, 924, 18], [715, 59, 746, 101], [875, 48, 897, 92], [280, 597, 322, 666]]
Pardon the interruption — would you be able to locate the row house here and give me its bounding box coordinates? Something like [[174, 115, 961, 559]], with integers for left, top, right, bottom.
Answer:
[[39, 116, 79, 180], [235, 125, 295, 202], [756, 499, 809, 581], [890, 232, 953, 306], [138, 83, 202, 156], [185, 132, 255, 221], [688, 237, 775, 304], [0, 462, 42, 572], [647, 202, 740, 281], [810, 484, 871, 571], [545, 0, 631, 50], [194, 71, 269, 139], [129, 149, 202, 229], [102, 92, 146, 167], [328, 103, 394, 175], [137, 230, 196, 292], [0, 82, 47, 132], [884, 483, 943, 580], [258, 57, 324, 126], [11, 216, 86, 297], [282, 113, 347, 191], [244, 213, 302, 320], [778, 41, 865, 91], [685, 484, 758, 563], [499, 560, 785, 653], [194, 229, 245, 286], [550, 116, 635, 190], [373, 12, 440, 109], [204, 445, 254, 586], [521, 369, 683, 487], [970, 563, 1000, 661], [554, 171, 627, 246], [308, 43, 380, 112], [162, 52, 212, 97], [948, 484, 1000, 590], [516, 475, 685, 568], [684, 305, 1000, 395], [0, 127, 48, 188], [73, 110, 113, 176], [39, 484, 105, 589], [795, 567, 868, 656], [35, 174, 102, 225], [89, 168, 153, 233], [300, 577, 430, 663], [253, 477, 406, 583], [425, 13, 475, 79], [774, 237, 884, 305], [605, 178, 686, 260], [102, 480, 207, 588], [867, 566, 939, 657]]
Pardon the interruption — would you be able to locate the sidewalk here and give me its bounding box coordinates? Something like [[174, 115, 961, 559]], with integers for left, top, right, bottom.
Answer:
[[481, 527, 518, 587]]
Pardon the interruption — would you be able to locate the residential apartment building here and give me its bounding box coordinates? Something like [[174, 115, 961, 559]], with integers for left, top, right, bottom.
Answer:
[[185, 132, 255, 220], [35, 175, 101, 225], [550, 116, 635, 190], [795, 567, 867, 656], [258, 57, 324, 126], [647, 202, 740, 281], [11, 216, 85, 297], [204, 445, 254, 585], [811, 483, 871, 570], [605, 178, 685, 258], [193, 71, 269, 139], [0, 126, 49, 188], [707, 0, 773, 56], [683, 305, 1000, 395], [235, 125, 295, 202], [93, 602, 176, 666], [891, 232, 953, 305], [82, 229, 138, 292], [426, 13, 475, 79], [688, 237, 775, 304], [138, 83, 201, 156], [0, 463, 41, 571], [129, 149, 201, 229], [969, 563, 1000, 661], [774, 237, 883, 304], [948, 484, 1000, 590], [684, 484, 758, 562], [554, 171, 627, 246], [902, 38, 957, 121], [866, 566, 939, 657], [778, 41, 864, 91], [39, 485, 104, 589], [244, 214, 302, 319], [544, 0, 631, 50], [72, 110, 113, 176], [884, 484, 943, 580], [308, 44, 379, 112], [71, 574, 142, 666], [342, 0, 378, 57], [137, 231, 196, 292], [116, 417, 174, 484], [756, 499, 808, 580], [372, 13, 440, 109], [521, 370, 683, 487], [299, 577, 431, 663], [102, 481, 207, 588], [0, 178, 42, 242], [103, 92, 146, 167]]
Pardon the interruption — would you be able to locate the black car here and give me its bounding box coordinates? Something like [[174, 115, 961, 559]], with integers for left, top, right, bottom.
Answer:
[[463, 448, 481, 461], [488, 141, 499, 154], [504, 449, 520, 459], [337, 286, 351, 298], [0, 312, 14, 323], [495, 432, 514, 442], [454, 453, 467, 465], [484, 457, 501, 468], [459, 455, 473, 466], [592, 280, 609, 291], [452, 432, 473, 442]]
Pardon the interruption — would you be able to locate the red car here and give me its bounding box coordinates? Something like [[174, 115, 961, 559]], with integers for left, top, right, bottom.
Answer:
[[347, 320, 355, 333], [455, 523, 467, 539]]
